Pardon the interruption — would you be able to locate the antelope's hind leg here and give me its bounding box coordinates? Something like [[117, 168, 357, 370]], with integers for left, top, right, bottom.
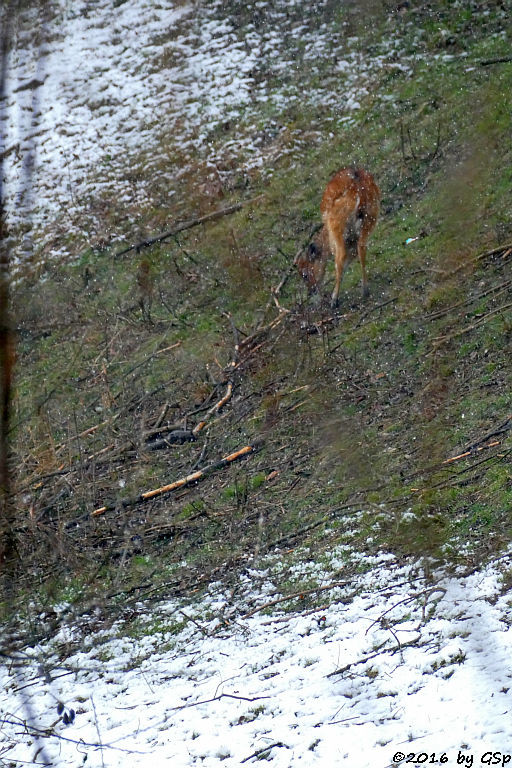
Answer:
[[358, 214, 377, 299], [330, 243, 348, 309], [358, 238, 370, 298]]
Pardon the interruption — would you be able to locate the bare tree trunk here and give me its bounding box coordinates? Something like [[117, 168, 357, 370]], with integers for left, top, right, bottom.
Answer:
[[0, 0, 17, 596], [1, 7, 53, 765]]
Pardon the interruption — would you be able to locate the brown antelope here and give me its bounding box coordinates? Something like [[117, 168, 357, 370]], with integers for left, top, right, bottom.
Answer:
[[297, 167, 380, 307]]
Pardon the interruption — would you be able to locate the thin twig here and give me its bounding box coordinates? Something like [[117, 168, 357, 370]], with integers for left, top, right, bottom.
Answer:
[[170, 692, 271, 713], [258, 224, 322, 328], [241, 742, 289, 763], [179, 610, 211, 636], [354, 296, 397, 329]]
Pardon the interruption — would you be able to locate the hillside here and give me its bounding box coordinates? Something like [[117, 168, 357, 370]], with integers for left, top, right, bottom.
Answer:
[[1, 0, 512, 764]]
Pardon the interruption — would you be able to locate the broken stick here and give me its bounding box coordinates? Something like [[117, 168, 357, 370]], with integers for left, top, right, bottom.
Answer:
[[442, 440, 501, 465], [192, 381, 233, 436], [91, 442, 261, 516]]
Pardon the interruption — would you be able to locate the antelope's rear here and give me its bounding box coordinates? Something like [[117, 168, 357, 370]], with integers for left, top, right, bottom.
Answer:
[[299, 167, 380, 307]]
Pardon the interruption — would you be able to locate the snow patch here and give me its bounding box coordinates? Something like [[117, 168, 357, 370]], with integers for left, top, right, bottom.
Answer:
[[2, 552, 512, 766]]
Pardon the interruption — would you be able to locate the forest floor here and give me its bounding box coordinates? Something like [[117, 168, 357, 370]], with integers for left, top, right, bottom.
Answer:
[[1, 0, 512, 764]]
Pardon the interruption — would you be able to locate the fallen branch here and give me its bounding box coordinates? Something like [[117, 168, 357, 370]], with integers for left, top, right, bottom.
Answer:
[[169, 692, 271, 714], [22, 348, 233, 491], [258, 224, 322, 328], [426, 278, 512, 321], [0, 715, 145, 754], [53, 341, 182, 455], [92, 441, 261, 516], [55, 418, 117, 453], [326, 635, 426, 678], [218, 312, 287, 383], [240, 580, 352, 620], [115, 199, 260, 258], [429, 300, 512, 353], [240, 311, 287, 354], [224, 311, 240, 366], [480, 56, 512, 66], [443, 242, 512, 278], [190, 313, 241, 436], [411, 449, 511, 496], [397, 420, 511, 482], [462, 415, 512, 453], [442, 439, 501, 465], [192, 381, 233, 436], [365, 587, 446, 635], [146, 429, 197, 450], [178, 610, 211, 636]]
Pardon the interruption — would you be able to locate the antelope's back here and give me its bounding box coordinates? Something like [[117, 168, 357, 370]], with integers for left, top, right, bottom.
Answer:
[[320, 167, 380, 223]]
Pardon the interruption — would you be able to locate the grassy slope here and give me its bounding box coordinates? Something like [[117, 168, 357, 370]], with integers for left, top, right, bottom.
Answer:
[[7, 1, 512, 623]]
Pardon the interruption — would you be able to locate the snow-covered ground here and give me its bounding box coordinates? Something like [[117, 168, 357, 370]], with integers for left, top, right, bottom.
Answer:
[[2, 0, 406, 251], [2, 551, 512, 767]]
